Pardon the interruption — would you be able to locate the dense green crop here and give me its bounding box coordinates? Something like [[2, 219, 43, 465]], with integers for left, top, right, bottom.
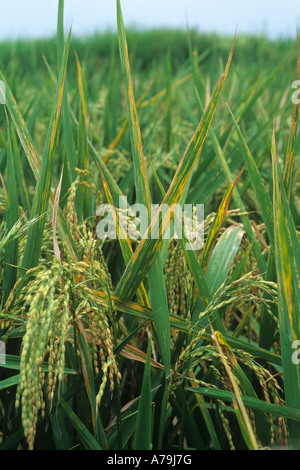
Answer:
[[0, 0, 299, 451]]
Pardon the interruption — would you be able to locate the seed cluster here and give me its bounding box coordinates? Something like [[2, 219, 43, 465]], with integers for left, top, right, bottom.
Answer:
[[193, 272, 278, 337], [64, 178, 81, 244], [14, 262, 63, 449], [1, 214, 121, 449], [165, 236, 284, 449], [165, 239, 194, 318], [237, 350, 288, 446]]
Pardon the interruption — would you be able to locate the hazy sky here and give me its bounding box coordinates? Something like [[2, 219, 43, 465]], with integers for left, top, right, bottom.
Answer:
[[0, 0, 299, 40]]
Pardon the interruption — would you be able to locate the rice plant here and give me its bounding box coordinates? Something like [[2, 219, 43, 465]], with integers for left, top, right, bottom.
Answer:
[[0, 0, 299, 451]]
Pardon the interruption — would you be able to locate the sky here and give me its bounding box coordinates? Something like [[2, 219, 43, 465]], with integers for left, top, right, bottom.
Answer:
[[0, 0, 299, 41]]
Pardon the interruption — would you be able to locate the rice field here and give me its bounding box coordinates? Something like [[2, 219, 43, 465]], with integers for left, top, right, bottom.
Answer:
[[0, 0, 300, 451]]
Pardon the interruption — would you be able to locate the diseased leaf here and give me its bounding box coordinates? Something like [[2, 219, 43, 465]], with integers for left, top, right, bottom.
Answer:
[[115, 33, 236, 302]]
